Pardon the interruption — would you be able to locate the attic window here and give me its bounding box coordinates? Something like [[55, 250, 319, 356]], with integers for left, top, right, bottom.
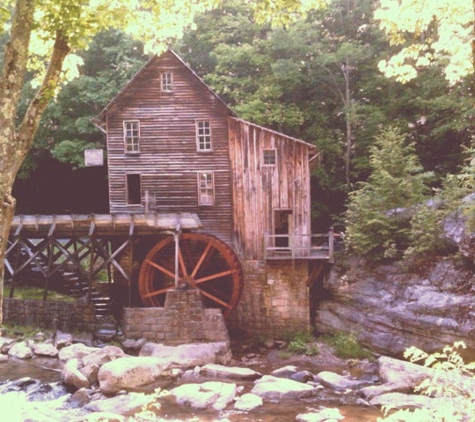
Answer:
[[197, 172, 215, 206], [161, 72, 173, 92], [124, 120, 140, 154], [196, 120, 212, 151], [263, 149, 276, 166]]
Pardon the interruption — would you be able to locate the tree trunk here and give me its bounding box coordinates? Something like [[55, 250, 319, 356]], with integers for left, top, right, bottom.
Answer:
[[342, 54, 352, 188], [0, 0, 35, 324], [0, 0, 70, 323]]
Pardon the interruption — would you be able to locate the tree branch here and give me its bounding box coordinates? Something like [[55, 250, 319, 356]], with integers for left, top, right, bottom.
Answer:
[[0, 0, 34, 130], [16, 31, 71, 165]]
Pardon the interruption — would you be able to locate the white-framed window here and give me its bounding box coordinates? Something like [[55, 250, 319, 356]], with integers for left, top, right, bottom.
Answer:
[[126, 173, 142, 205], [197, 172, 215, 206], [161, 72, 173, 92], [196, 120, 212, 151], [263, 149, 276, 166], [123, 120, 140, 154]]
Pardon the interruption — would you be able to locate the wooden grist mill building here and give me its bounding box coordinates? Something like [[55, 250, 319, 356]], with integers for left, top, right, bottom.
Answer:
[[5, 50, 335, 338]]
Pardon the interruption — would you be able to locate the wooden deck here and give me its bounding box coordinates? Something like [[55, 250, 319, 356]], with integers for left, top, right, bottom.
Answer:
[[264, 232, 337, 263]]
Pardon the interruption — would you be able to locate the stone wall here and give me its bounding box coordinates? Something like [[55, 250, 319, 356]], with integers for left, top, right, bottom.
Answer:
[[3, 298, 96, 332], [121, 289, 229, 344], [228, 259, 310, 338]]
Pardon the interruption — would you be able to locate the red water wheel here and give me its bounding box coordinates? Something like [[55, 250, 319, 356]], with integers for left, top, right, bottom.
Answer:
[[138, 233, 244, 317]]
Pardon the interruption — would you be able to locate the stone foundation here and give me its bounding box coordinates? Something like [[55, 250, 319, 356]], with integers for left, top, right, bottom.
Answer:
[[3, 298, 96, 332], [228, 259, 310, 338], [121, 288, 229, 344]]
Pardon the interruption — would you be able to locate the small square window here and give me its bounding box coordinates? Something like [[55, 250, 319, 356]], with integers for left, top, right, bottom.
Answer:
[[124, 121, 140, 154], [197, 172, 215, 205], [263, 149, 276, 166], [161, 72, 173, 92], [196, 121, 212, 151]]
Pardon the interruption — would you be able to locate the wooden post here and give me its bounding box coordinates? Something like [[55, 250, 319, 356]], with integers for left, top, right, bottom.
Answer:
[[174, 223, 181, 286], [328, 227, 335, 264]]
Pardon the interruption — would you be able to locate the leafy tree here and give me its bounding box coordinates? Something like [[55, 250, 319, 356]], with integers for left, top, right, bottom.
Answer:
[[345, 127, 432, 259], [374, 0, 474, 84]]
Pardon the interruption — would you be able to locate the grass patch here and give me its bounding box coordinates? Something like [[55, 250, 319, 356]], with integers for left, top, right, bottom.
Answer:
[[0, 323, 43, 338], [322, 331, 373, 360], [8, 286, 76, 302]]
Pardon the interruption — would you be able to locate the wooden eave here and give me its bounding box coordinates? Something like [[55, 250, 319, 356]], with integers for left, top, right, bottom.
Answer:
[[229, 117, 317, 151], [95, 49, 236, 124]]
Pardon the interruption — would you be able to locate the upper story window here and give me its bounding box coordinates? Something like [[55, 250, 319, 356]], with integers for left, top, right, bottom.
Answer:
[[124, 120, 140, 154], [263, 149, 276, 166], [196, 120, 212, 151], [197, 172, 215, 206], [161, 72, 173, 92]]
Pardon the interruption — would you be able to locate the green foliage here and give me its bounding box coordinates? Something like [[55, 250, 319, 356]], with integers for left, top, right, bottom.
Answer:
[[346, 127, 433, 260], [378, 342, 475, 422], [324, 332, 373, 360], [285, 330, 319, 356], [375, 0, 473, 84], [405, 146, 475, 262]]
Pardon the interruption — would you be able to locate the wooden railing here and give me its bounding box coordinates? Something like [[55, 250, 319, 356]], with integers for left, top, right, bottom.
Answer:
[[264, 231, 338, 263]]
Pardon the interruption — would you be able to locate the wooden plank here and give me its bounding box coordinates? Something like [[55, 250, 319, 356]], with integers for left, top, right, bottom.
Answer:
[[10, 213, 202, 237]]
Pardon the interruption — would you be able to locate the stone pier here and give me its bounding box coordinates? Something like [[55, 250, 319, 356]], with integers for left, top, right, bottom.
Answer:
[[121, 288, 229, 345]]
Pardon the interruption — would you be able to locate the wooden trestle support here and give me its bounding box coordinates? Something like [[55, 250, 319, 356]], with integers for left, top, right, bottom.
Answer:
[[5, 214, 244, 318]]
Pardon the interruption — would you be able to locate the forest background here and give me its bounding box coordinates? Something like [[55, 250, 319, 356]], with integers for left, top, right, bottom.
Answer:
[[6, 0, 474, 236]]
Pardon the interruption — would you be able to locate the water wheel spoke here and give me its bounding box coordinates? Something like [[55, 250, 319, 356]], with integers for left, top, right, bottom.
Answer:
[[144, 258, 176, 280], [200, 289, 232, 309], [142, 285, 173, 299], [178, 246, 189, 278], [190, 243, 213, 278], [195, 269, 236, 285]]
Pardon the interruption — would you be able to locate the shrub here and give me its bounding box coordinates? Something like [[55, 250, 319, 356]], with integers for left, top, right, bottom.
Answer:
[[325, 332, 373, 360], [286, 331, 319, 356], [378, 341, 475, 422], [346, 127, 432, 260]]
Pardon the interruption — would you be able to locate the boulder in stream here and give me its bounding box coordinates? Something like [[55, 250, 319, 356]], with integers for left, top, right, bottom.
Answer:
[[251, 375, 318, 401], [199, 363, 262, 380], [233, 393, 263, 411], [8, 341, 33, 359], [315, 371, 365, 390], [32, 342, 59, 357], [171, 381, 237, 410], [98, 356, 172, 395], [139, 341, 232, 366]]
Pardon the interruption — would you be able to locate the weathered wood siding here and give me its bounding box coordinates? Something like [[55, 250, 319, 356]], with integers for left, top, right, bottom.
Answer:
[[104, 52, 234, 244], [228, 117, 314, 259]]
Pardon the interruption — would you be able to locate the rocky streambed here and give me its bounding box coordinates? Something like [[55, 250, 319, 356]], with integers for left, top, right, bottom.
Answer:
[[1, 328, 473, 422]]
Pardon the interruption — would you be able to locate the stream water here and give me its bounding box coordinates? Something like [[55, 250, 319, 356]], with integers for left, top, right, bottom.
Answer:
[[0, 357, 385, 422]]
